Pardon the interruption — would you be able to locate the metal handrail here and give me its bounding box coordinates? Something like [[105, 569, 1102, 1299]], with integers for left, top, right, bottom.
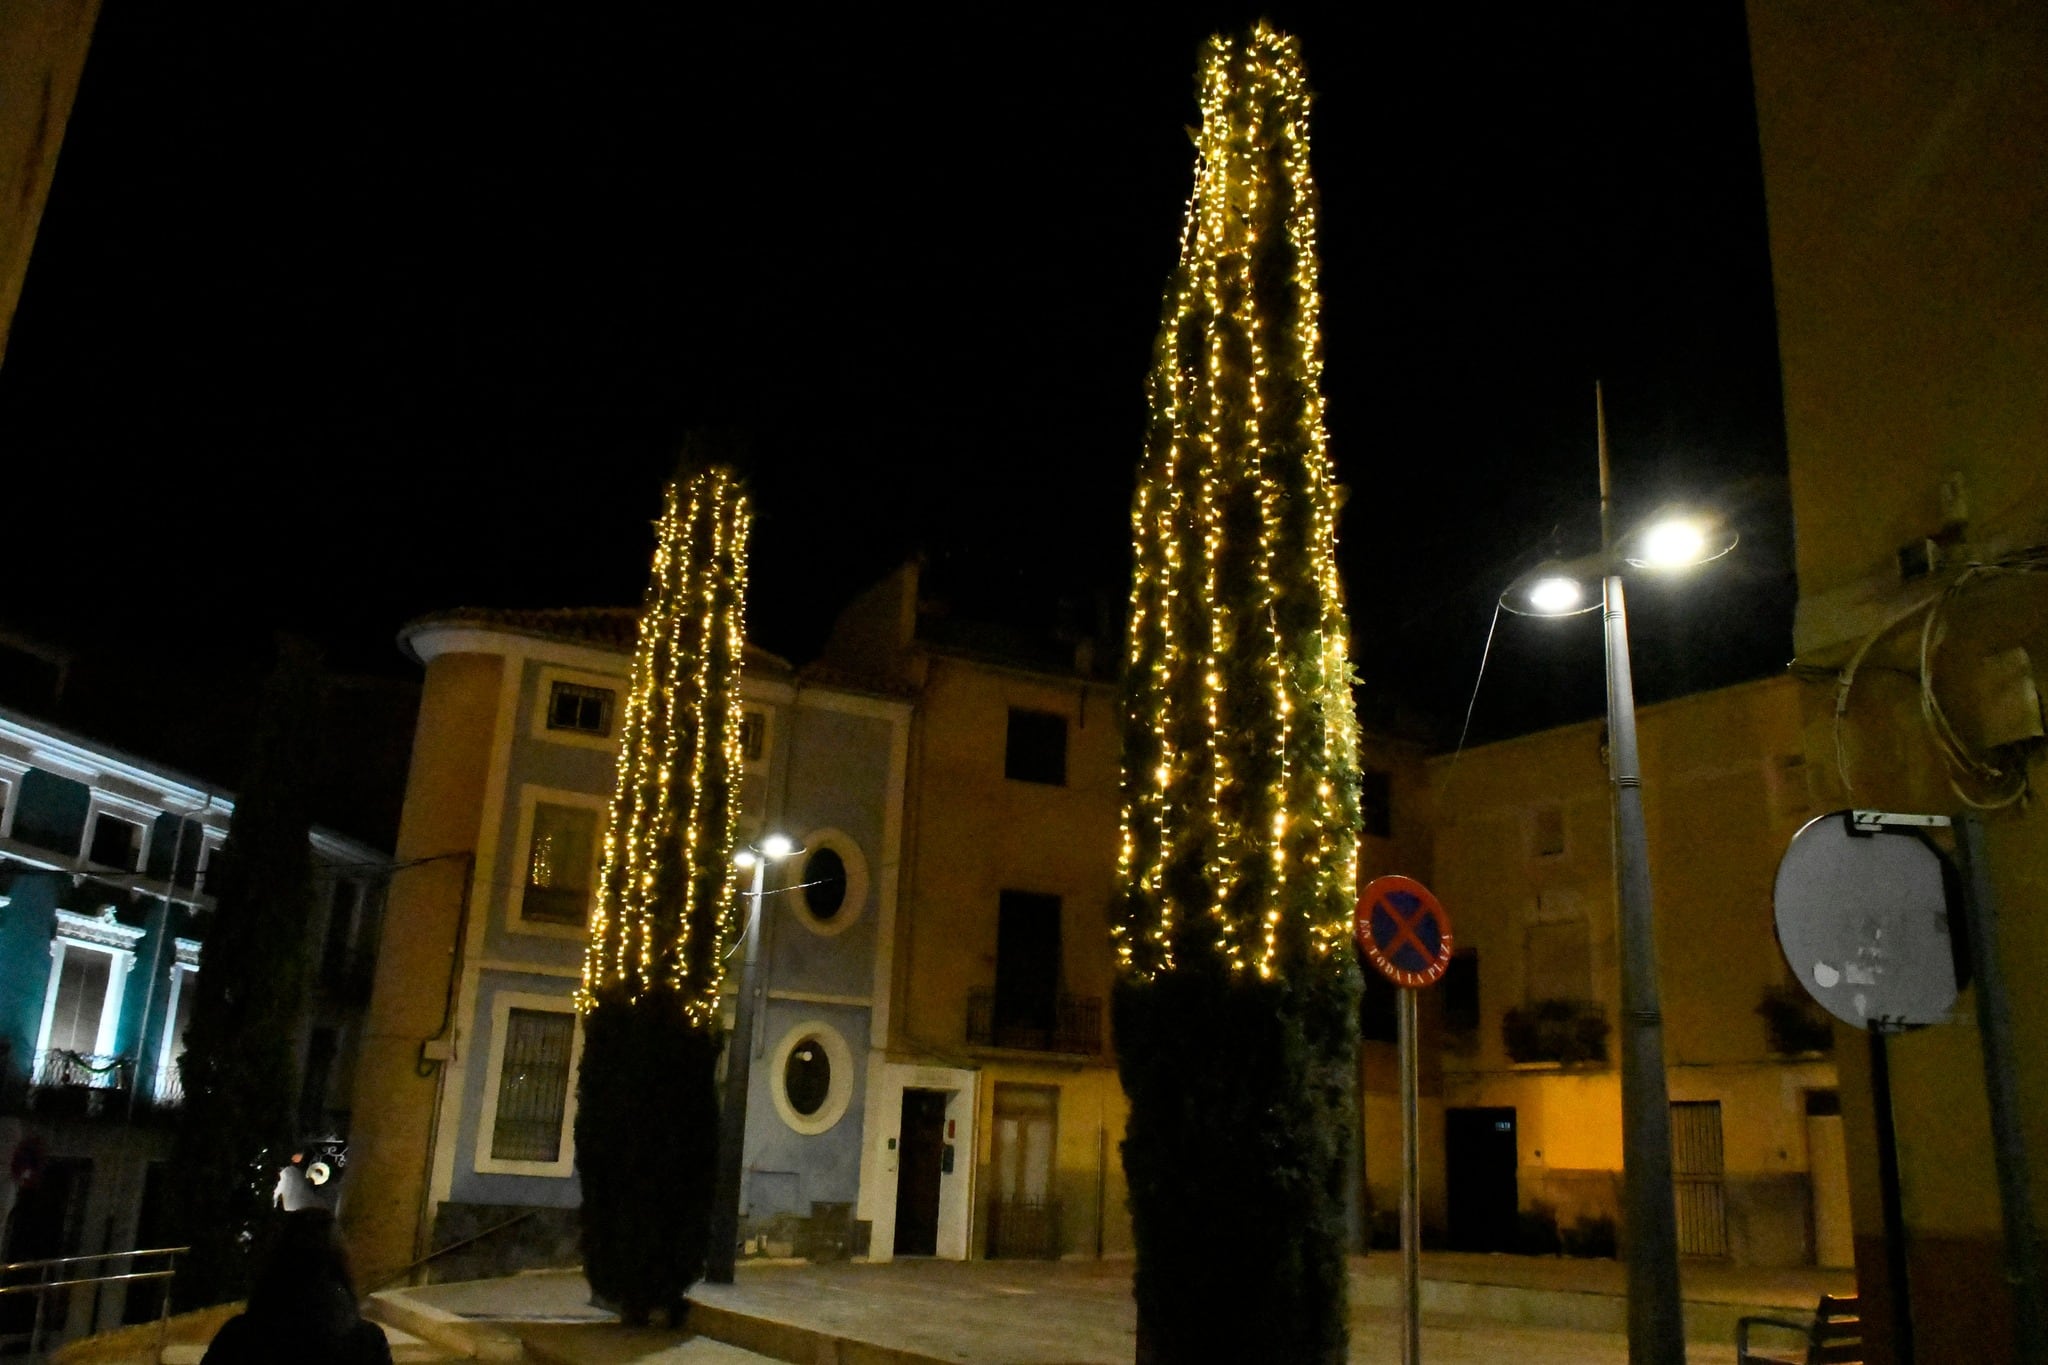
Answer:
[[1, 1246, 190, 1274], [0, 1244, 186, 1359]]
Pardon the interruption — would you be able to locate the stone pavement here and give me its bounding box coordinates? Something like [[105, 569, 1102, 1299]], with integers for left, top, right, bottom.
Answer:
[[374, 1253, 1855, 1364]]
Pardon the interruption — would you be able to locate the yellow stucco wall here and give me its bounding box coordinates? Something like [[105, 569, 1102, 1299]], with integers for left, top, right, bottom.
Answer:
[[342, 651, 502, 1285], [1747, 4, 2048, 1357], [0, 0, 100, 367], [1429, 677, 1841, 1263], [892, 650, 1129, 1257]]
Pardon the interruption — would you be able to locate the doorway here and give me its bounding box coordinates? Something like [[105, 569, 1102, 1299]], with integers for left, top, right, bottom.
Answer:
[[1445, 1107, 1518, 1251], [1805, 1089, 1853, 1267], [1671, 1100, 1729, 1258], [893, 1088, 949, 1256], [988, 1084, 1060, 1258]]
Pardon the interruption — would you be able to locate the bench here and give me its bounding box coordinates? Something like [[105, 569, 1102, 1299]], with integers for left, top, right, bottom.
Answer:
[[1736, 1293, 1862, 1364]]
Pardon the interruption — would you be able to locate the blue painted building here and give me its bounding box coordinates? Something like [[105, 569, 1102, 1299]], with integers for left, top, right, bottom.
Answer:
[[0, 704, 389, 1342], [342, 609, 911, 1280]]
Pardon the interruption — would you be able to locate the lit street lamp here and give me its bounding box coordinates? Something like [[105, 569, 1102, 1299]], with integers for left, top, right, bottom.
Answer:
[[705, 833, 802, 1285], [1500, 390, 1734, 1364]]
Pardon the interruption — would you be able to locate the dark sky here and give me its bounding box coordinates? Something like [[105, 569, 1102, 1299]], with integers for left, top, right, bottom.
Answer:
[[1, 2, 1794, 818]]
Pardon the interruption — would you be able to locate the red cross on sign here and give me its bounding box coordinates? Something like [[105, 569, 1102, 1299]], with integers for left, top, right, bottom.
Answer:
[[1356, 874, 1455, 989]]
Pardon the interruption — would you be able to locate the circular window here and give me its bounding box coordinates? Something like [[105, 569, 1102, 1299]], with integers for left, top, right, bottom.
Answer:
[[792, 829, 867, 938], [783, 1037, 832, 1116], [769, 1020, 854, 1135], [804, 848, 848, 922]]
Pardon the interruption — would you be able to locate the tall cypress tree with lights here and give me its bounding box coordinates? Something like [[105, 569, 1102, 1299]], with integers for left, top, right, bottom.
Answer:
[[1114, 25, 1362, 1362], [576, 462, 753, 1325]]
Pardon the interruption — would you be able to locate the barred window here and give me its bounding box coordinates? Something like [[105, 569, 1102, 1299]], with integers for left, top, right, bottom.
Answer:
[[490, 1008, 575, 1163]]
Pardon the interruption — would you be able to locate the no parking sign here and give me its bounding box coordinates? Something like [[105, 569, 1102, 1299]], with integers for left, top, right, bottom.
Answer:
[[1355, 874, 1454, 989]]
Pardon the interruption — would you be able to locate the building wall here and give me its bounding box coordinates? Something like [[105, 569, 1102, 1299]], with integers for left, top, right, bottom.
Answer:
[[342, 649, 504, 1284], [1428, 676, 1842, 1266], [1746, 5, 2048, 1357], [346, 620, 909, 1282], [879, 644, 1130, 1261], [0, 0, 101, 367]]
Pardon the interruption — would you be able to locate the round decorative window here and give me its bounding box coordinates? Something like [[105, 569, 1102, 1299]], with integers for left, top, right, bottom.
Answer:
[[792, 829, 867, 937], [783, 1036, 832, 1116], [804, 848, 848, 922], [769, 1020, 854, 1135]]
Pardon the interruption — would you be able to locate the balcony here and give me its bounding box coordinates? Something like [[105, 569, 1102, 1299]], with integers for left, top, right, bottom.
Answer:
[[29, 1050, 135, 1118], [1501, 998, 1610, 1066], [966, 991, 1103, 1057]]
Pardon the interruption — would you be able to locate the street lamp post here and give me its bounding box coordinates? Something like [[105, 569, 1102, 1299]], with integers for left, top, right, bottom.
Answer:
[[705, 833, 800, 1285], [1503, 389, 1733, 1364]]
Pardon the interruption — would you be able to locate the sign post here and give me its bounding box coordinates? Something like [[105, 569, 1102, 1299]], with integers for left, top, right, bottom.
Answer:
[[1357, 874, 1455, 1365]]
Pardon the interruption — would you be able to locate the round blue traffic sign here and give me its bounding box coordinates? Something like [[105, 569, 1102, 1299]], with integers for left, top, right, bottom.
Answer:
[[1356, 874, 1454, 989]]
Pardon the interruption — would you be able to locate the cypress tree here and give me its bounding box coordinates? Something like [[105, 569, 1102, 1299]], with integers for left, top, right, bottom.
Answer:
[[169, 639, 321, 1306], [1114, 25, 1362, 1363], [575, 463, 752, 1324]]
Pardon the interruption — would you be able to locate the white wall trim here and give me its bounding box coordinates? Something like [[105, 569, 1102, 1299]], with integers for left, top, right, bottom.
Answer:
[[791, 827, 868, 938], [767, 1019, 855, 1136]]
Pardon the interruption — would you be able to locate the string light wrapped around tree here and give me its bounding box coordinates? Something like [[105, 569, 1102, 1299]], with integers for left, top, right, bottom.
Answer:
[[579, 464, 753, 1018], [575, 460, 751, 1326], [1112, 25, 1362, 1363]]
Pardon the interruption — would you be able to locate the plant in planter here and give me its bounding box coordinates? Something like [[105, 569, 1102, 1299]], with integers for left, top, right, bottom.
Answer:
[[1757, 983, 1835, 1055], [1502, 997, 1611, 1065]]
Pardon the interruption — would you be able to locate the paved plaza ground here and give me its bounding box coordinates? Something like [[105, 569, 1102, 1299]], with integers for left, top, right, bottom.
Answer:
[[372, 1253, 1854, 1364]]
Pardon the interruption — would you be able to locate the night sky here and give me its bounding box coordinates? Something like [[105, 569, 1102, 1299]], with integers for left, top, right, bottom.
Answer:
[[0, 3, 1794, 836]]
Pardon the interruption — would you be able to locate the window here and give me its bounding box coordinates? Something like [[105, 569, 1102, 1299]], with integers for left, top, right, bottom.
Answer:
[[13, 769, 90, 856], [783, 1036, 832, 1116], [1532, 805, 1566, 857], [1441, 951, 1480, 1034], [769, 1020, 853, 1135], [1005, 709, 1067, 785], [1359, 977, 1398, 1043], [88, 814, 143, 870], [0, 773, 14, 839], [156, 947, 199, 1103], [523, 803, 598, 926], [489, 1008, 576, 1163], [1362, 769, 1392, 839], [994, 890, 1062, 1043], [547, 680, 615, 737], [320, 879, 360, 983], [791, 828, 868, 937], [741, 709, 767, 762], [35, 909, 145, 1085], [803, 847, 847, 922]]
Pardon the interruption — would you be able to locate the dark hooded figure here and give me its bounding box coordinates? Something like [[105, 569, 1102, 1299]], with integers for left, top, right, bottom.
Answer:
[[201, 1208, 392, 1365]]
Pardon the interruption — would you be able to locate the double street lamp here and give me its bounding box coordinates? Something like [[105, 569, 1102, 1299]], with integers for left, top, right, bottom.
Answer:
[[1500, 392, 1733, 1364], [705, 833, 803, 1285]]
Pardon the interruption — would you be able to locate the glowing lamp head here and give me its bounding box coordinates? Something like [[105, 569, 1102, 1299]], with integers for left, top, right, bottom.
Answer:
[[732, 849, 759, 869], [1526, 576, 1585, 615], [1638, 517, 1710, 569], [759, 833, 796, 859]]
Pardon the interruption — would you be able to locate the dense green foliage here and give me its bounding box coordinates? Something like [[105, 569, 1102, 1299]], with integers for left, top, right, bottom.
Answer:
[[575, 993, 722, 1321], [1114, 26, 1361, 1362], [169, 641, 320, 1306]]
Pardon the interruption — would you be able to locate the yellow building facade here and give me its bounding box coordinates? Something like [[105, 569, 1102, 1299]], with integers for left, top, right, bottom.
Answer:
[[1426, 676, 1851, 1268], [1747, 7, 2048, 1359], [826, 564, 1133, 1261]]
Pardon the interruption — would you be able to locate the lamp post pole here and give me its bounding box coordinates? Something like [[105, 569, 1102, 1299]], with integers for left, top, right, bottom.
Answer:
[[1597, 388, 1686, 1362], [705, 851, 771, 1285]]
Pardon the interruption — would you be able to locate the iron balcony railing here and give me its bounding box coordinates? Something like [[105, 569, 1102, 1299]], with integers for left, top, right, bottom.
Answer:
[[965, 991, 1103, 1056], [31, 1050, 131, 1090]]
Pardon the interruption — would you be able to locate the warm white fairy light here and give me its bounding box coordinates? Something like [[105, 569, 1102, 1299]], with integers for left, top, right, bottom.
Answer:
[[1115, 23, 1360, 985], [579, 466, 753, 1021]]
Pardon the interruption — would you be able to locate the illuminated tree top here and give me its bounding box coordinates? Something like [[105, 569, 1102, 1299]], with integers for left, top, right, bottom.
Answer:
[[1115, 22, 1361, 984]]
